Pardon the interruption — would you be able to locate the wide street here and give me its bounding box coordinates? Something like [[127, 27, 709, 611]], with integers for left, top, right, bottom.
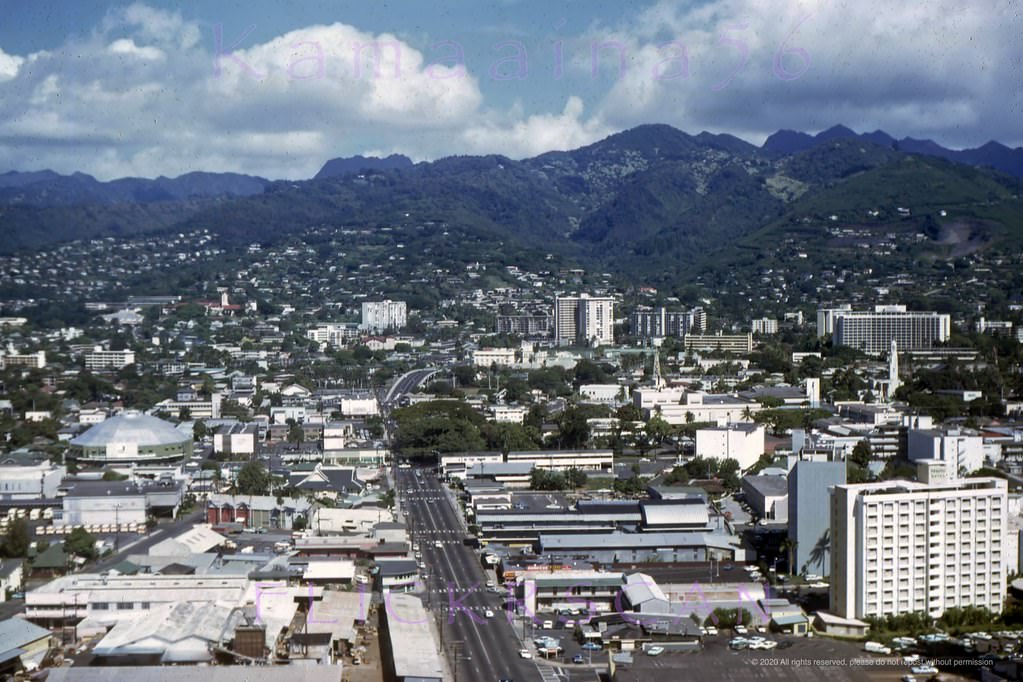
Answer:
[[396, 465, 555, 682]]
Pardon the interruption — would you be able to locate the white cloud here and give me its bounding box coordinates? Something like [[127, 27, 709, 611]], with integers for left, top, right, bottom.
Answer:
[[107, 38, 166, 62], [0, 47, 23, 82], [461, 96, 612, 158], [585, 0, 1022, 148], [0, 11, 489, 179]]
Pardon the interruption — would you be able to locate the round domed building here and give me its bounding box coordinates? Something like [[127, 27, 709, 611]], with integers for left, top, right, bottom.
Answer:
[[69, 411, 192, 466]]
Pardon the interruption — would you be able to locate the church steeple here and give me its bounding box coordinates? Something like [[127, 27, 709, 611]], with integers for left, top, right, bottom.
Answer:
[[652, 347, 665, 389], [888, 339, 901, 399]]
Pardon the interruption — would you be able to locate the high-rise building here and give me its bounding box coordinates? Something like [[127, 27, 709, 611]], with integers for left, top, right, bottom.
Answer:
[[825, 305, 951, 354], [817, 305, 853, 337], [788, 460, 846, 577], [360, 300, 407, 332], [830, 478, 1007, 620], [752, 318, 779, 335], [554, 295, 614, 346], [629, 307, 705, 338]]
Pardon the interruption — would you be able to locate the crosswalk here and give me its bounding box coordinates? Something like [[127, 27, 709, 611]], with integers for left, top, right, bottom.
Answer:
[[536, 662, 563, 682]]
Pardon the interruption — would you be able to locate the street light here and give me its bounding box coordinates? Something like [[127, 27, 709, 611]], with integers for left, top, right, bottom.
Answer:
[[114, 502, 122, 552], [449, 640, 468, 682]]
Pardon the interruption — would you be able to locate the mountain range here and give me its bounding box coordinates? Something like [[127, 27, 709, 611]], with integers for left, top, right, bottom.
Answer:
[[762, 124, 1023, 179], [0, 124, 1020, 286]]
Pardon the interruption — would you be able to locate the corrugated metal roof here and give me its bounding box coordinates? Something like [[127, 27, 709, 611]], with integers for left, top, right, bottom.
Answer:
[[0, 618, 50, 650]]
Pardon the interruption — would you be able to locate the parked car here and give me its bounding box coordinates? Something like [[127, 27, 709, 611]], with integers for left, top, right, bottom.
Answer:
[[484, 609, 494, 618], [910, 666, 939, 675], [572, 654, 585, 664], [518, 649, 533, 659], [581, 642, 601, 651], [735, 625, 749, 635], [646, 646, 665, 656]]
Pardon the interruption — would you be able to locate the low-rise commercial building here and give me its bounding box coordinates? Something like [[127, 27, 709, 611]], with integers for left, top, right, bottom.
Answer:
[[741, 474, 788, 523]]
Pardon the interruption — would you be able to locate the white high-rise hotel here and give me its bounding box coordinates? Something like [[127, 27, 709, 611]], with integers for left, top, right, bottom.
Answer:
[[360, 300, 407, 332], [830, 478, 1007, 620], [554, 295, 614, 346], [817, 304, 950, 355]]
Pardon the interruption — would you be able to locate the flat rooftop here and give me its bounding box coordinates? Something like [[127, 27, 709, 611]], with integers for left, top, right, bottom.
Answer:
[[385, 594, 444, 680]]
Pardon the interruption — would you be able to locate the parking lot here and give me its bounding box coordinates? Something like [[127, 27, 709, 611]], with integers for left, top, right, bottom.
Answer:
[[513, 615, 980, 682], [613, 635, 958, 681]]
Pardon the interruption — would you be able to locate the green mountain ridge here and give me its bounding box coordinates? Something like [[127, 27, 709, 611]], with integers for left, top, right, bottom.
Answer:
[[1, 125, 1021, 295]]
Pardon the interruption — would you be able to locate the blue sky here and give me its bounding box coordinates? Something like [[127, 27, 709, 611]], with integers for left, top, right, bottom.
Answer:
[[0, 1, 1018, 179]]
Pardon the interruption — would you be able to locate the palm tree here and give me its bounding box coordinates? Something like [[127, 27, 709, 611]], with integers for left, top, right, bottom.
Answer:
[[741, 406, 754, 422], [807, 529, 831, 574], [779, 537, 798, 575]]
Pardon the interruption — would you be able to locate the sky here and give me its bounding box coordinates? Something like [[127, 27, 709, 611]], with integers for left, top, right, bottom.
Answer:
[[0, 0, 1019, 180]]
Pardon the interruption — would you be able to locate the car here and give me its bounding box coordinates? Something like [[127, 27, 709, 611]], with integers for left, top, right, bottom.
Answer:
[[484, 609, 494, 618], [581, 642, 601, 651], [901, 676, 917, 682], [646, 646, 665, 656], [734, 625, 748, 635], [542, 620, 554, 629], [705, 626, 718, 636], [434, 540, 443, 548], [518, 649, 533, 659], [910, 666, 939, 675], [729, 639, 749, 650], [572, 654, 585, 664]]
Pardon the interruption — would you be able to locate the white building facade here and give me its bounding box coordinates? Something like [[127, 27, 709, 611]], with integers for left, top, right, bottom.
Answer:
[[830, 478, 1007, 620], [908, 428, 986, 476], [360, 300, 407, 332], [694, 423, 765, 471], [554, 295, 614, 347]]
